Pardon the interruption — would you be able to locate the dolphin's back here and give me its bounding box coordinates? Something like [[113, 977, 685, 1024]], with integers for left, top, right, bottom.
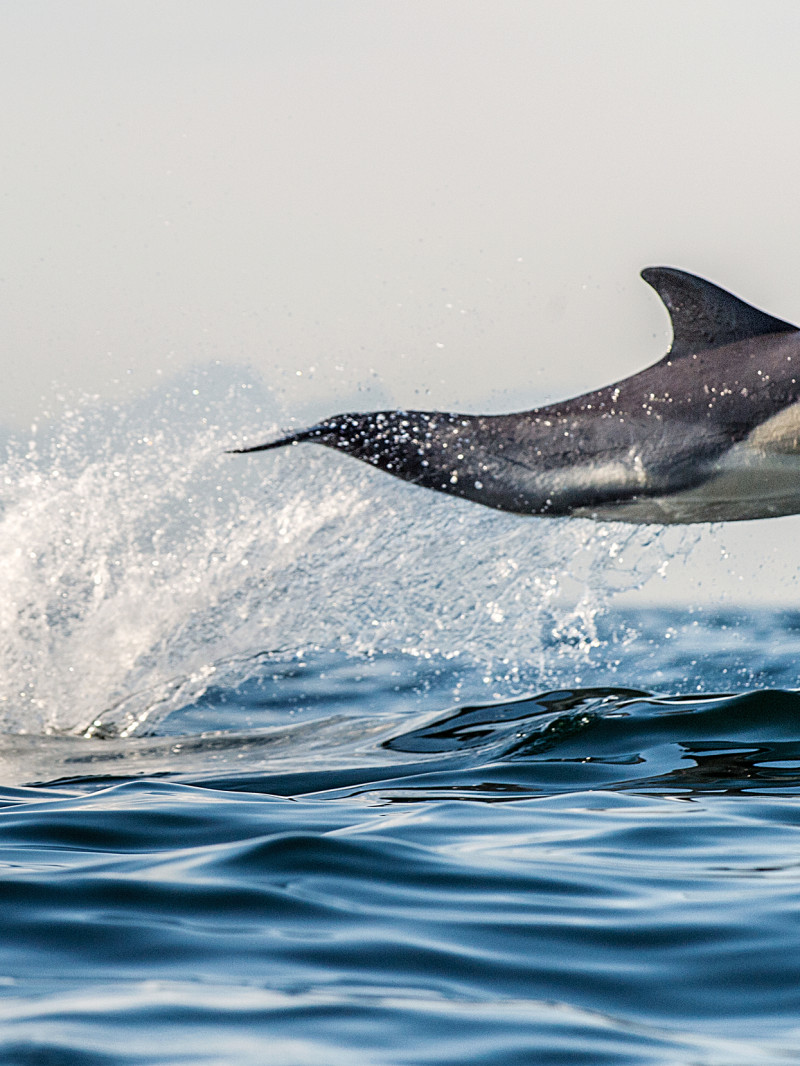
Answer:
[[232, 268, 800, 523]]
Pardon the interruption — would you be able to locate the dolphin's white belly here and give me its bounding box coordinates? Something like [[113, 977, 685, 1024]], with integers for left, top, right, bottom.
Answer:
[[576, 405, 800, 524]]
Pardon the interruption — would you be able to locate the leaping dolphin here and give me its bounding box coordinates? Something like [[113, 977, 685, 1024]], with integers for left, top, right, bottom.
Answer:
[[232, 268, 800, 523]]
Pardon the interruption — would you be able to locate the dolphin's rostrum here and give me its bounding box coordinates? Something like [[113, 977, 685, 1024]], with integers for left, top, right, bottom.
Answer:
[[232, 268, 800, 523]]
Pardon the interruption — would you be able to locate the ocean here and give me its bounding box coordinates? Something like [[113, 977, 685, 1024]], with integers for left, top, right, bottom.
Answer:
[[2, 374, 800, 1065]]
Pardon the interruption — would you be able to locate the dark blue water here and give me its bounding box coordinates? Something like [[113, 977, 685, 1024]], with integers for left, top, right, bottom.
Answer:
[[3, 379, 800, 1064]]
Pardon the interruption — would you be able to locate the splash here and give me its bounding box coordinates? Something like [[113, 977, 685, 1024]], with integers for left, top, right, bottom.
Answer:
[[0, 368, 691, 736]]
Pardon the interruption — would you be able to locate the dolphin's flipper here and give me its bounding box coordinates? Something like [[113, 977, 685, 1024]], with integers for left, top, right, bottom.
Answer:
[[641, 266, 797, 359], [231, 268, 800, 523]]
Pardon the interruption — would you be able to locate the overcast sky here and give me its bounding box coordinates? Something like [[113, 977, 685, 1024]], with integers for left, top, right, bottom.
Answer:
[[3, 1, 800, 600]]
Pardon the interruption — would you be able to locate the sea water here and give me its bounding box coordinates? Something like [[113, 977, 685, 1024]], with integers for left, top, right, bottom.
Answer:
[[1, 372, 800, 1064]]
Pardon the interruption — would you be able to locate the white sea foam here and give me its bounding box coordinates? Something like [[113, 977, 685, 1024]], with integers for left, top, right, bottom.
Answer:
[[0, 367, 692, 736]]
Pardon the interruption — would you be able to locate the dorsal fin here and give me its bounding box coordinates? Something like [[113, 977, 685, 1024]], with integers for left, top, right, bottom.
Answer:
[[641, 266, 797, 358]]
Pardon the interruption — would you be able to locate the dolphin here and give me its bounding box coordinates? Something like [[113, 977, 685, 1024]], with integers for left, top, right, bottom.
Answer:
[[232, 268, 800, 523]]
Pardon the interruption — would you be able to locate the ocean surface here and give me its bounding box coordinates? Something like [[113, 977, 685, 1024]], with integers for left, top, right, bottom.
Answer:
[[3, 375, 800, 1064]]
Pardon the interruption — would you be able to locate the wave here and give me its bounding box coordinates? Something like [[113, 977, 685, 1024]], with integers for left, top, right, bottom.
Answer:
[[3, 671, 799, 796]]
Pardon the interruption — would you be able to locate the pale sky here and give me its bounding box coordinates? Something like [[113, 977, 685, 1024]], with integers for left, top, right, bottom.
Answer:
[[3, 0, 800, 601]]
